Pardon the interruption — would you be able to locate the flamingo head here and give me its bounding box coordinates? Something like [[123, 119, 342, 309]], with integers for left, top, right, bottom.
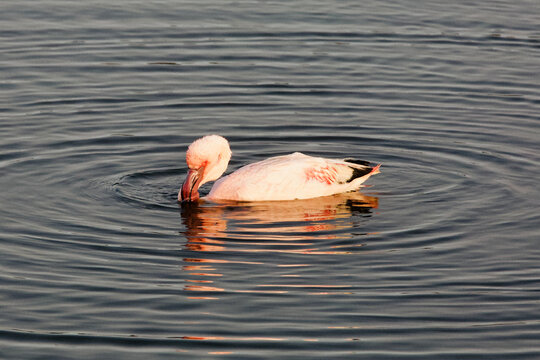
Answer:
[[179, 135, 232, 202]]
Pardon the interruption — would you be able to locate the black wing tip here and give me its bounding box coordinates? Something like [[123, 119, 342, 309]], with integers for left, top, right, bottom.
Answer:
[[344, 159, 380, 183], [343, 158, 371, 167], [347, 167, 373, 182]]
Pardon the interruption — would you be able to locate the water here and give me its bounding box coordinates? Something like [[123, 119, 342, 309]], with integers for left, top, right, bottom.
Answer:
[[1, 0, 539, 358]]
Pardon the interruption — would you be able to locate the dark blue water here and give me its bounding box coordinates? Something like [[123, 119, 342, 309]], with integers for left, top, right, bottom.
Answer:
[[1, 1, 539, 359]]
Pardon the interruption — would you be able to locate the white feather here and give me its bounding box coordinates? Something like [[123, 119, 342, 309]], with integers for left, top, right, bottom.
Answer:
[[207, 153, 376, 201]]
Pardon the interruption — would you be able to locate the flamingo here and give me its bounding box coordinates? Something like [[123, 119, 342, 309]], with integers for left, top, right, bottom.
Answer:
[[179, 135, 381, 202]]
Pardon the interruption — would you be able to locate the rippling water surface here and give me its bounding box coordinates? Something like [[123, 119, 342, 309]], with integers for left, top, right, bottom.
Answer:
[[1, 1, 539, 359]]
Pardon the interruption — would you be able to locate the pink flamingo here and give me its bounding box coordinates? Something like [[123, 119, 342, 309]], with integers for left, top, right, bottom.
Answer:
[[179, 135, 381, 202]]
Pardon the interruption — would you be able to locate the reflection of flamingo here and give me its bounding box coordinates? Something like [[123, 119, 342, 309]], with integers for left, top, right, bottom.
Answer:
[[179, 135, 380, 202], [180, 192, 379, 250], [179, 193, 379, 299]]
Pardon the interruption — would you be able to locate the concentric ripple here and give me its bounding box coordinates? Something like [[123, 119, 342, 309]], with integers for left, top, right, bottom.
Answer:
[[112, 168, 181, 210]]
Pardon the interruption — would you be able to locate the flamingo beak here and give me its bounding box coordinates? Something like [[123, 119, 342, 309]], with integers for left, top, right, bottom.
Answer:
[[179, 167, 204, 202]]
